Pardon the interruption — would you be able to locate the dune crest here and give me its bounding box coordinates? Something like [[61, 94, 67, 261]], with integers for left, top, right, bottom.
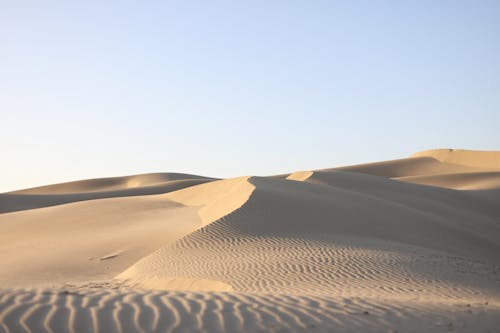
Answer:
[[10, 172, 214, 195], [116, 175, 500, 300], [286, 171, 314, 181], [118, 177, 256, 289], [164, 176, 255, 227]]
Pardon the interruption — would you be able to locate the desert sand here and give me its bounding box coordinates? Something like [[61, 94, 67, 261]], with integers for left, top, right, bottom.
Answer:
[[1, 148, 499, 332]]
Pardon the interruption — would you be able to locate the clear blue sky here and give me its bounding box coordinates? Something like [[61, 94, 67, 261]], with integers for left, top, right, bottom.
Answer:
[[1, 1, 499, 192]]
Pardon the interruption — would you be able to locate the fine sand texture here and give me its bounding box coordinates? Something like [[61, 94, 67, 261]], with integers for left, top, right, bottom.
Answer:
[[1, 148, 499, 332]]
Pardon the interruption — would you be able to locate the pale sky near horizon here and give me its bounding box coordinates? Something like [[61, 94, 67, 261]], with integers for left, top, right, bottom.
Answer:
[[1, 1, 499, 192]]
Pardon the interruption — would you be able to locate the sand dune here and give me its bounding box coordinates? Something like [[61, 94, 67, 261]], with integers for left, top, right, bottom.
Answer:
[[1, 149, 499, 332], [412, 149, 500, 169], [333, 156, 477, 178], [10, 173, 213, 195], [119, 175, 500, 297], [0, 173, 217, 214]]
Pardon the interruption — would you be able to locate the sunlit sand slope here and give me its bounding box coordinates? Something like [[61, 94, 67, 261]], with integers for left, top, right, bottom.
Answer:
[[0, 195, 201, 287], [0, 177, 253, 289]]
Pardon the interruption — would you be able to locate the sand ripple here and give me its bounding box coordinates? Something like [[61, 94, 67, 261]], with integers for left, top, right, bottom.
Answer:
[[1, 289, 499, 333]]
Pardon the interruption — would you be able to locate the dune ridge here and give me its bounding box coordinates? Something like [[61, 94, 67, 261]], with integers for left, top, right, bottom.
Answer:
[[412, 149, 500, 169], [0, 173, 218, 214], [10, 173, 214, 195], [118, 175, 500, 298], [1, 148, 500, 332], [165, 176, 255, 227]]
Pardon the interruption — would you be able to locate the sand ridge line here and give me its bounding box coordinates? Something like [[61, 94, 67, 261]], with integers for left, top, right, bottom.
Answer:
[[1, 177, 218, 214], [8, 173, 216, 195]]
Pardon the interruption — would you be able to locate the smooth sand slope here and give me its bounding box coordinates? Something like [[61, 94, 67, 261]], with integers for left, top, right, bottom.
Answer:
[[0, 173, 217, 214], [1, 149, 499, 332]]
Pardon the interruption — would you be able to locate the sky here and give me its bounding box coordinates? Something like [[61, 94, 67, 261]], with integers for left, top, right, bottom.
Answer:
[[1, 1, 499, 192]]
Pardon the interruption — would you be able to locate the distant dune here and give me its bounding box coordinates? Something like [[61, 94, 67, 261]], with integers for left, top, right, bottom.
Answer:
[[0, 173, 217, 214], [1, 149, 499, 332]]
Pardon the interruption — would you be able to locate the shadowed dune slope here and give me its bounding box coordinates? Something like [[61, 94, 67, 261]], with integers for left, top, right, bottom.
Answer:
[[395, 171, 500, 190], [119, 175, 500, 299], [287, 170, 500, 220]]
